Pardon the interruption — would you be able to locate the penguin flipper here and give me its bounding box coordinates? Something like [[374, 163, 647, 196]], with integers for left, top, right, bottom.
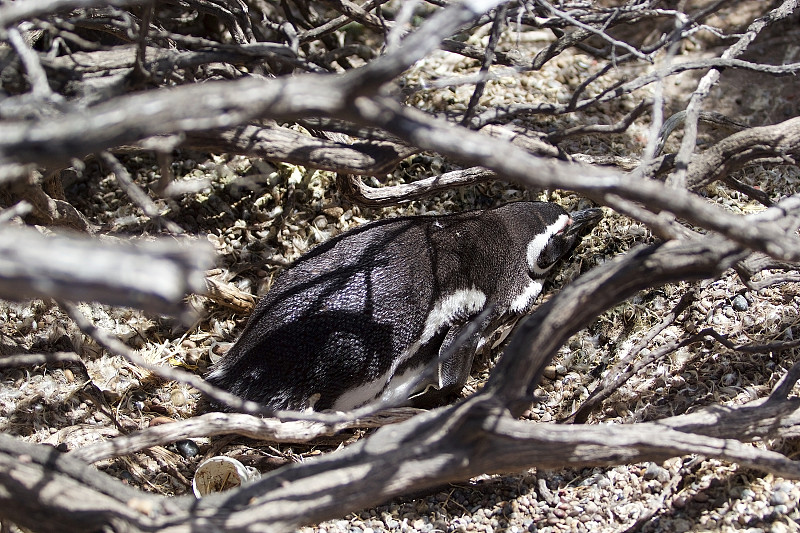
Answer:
[[406, 326, 477, 408], [437, 322, 481, 393], [408, 307, 495, 407]]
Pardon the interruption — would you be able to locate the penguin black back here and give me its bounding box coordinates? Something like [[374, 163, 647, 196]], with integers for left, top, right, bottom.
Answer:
[[206, 201, 602, 412]]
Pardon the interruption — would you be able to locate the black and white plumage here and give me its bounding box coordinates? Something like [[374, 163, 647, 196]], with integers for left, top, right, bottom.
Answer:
[[206, 201, 602, 412]]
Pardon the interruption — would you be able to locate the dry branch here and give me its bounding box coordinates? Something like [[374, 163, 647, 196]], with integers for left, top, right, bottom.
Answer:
[[349, 97, 800, 263], [0, 351, 83, 368], [182, 123, 416, 176], [685, 116, 800, 188], [99, 151, 184, 234], [336, 167, 496, 206], [4, 389, 800, 533], [4, 74, 800, 263], [0, 225, 212, 316], [69, 409, 422, 463], [565, 289, 699, 424], [487, 235, 748, 412], [1, 2, 797, 265]]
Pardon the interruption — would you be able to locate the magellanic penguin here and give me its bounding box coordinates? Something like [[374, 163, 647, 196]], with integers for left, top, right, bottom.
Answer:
[[206, 201, 602, 412]]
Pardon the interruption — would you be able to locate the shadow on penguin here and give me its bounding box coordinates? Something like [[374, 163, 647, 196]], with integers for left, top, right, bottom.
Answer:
[[206, 201, 602, 412]]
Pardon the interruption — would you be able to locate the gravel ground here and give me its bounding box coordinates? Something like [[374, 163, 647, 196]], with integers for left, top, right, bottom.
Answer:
[[3, 3, 800, 531]]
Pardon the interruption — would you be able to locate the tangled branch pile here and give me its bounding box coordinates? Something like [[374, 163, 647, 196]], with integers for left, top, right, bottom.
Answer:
[[2, 0, 800, 531]]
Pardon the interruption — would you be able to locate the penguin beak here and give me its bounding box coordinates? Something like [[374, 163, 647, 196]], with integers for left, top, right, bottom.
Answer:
[[565, 208, 603, 237]]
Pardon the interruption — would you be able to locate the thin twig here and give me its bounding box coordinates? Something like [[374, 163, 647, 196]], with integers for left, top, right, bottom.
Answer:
[[0, 351, 83, 368], [98, 151, 184, 234], [69, 408, 422, 462], [564, 288, 698, 424], [768, 360, 800, 404], [547, 99, 649, 143], [536, 0, 652, 62], [462, 3, 507, 127], [6, 25, 58, 100]]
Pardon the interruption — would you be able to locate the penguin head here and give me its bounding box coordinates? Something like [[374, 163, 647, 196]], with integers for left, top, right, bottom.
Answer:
[[526, 206, 603, 277]]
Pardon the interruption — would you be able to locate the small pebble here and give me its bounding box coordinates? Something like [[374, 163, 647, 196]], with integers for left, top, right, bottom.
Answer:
[[740, 488, 756, 499], [771, 522, 790, 533], [770, 490, 790, 506], [175, 439, 200, 459], [171, 390, 187, 407], [542, 366, 558, 380], [149, 416, 175, 426], [313, 215, 328, 230], [732, 294, 749, 311], [643, 463, 669, 482], [323, 206, 344, 218]]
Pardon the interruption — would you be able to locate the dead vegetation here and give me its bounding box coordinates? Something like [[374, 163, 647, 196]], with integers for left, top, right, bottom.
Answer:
[[2, 0, 800, 531]]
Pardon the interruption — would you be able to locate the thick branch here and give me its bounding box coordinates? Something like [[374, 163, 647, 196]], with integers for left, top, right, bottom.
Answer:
[[486, 236, 747, 412], [3, 391, 800, 532], [182, 124, 416, 176], [337, 167, 496, 206], [0, 226, 213, 316], [69, 409, 421, 462], [685, 116, 800, 188], [350, 98, 800, 263], [3, 73, 799, 262]]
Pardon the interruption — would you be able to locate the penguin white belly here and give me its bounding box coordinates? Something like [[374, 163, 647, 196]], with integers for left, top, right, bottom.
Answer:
[[509, 280, 543, 313], [332, 364, 424, 411]]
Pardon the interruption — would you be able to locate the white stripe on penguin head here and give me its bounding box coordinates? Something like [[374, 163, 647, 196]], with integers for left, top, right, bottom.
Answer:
[[526, 214, 570, 276]]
